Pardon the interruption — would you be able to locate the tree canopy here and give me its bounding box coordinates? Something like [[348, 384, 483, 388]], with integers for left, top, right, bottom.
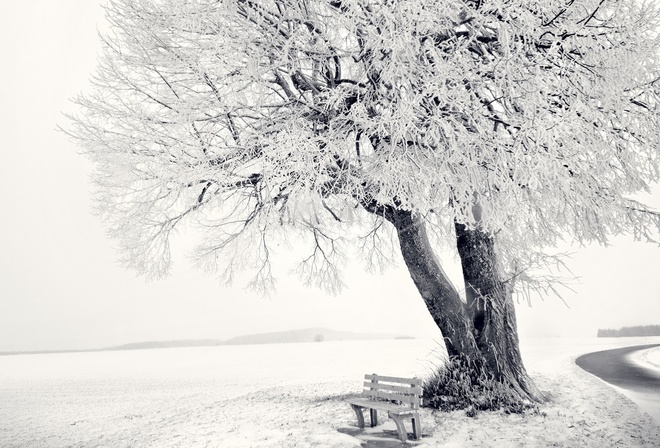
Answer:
[[66, 0, 660, 411], [68, 0, 660, 293]]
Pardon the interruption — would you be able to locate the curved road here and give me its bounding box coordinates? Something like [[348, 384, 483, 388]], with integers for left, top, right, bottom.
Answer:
[[576, 344, 660, 392]]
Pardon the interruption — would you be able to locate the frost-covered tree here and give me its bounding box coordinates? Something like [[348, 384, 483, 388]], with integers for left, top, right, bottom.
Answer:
[[68, 0, 660, 407]]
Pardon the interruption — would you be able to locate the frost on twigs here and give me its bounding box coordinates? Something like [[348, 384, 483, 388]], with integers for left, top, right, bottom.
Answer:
[[64, 0, 660, 299], [63, 0, 660, 407]]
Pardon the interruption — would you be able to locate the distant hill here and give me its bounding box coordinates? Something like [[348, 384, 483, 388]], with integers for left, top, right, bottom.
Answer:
[[104, 328, 411, 350], [105, 339, 221, 351], [0, 340, 222, 356], [221, 327, 411, 346], [0, 348, 89, 356], [0, 328, 413, 356]]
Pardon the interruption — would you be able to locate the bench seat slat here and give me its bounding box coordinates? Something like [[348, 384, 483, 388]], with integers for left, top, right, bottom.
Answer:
[[364, 374, 422, 385], [348, 398, 417, 415]]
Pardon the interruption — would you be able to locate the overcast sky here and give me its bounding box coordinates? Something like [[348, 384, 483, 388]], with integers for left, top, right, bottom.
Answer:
[[1, 1, 659, 353]]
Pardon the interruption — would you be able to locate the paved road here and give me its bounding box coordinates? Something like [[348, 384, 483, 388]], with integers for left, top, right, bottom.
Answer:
[[575, 344, 660, 392]]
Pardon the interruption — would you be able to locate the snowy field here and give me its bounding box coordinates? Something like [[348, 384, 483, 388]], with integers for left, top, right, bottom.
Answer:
[[1, 337, 659, 448]]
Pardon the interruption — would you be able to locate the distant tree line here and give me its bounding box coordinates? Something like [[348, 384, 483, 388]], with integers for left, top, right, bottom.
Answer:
[[598, 325, 660, 337]]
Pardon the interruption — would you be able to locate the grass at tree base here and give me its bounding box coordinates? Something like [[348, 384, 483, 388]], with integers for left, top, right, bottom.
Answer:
[[422, 355, 543, 417]]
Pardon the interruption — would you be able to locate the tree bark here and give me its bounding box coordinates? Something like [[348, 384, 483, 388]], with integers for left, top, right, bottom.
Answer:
[[454, 221, 544, 402], [385, 209, 478, 359], [385, 208, 544, 404]]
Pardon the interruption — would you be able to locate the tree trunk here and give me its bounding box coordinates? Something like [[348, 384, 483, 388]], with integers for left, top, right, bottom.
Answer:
[[386, 209, 479, 359], [386, 209, 544, 405], [454, 221, 544, 402]]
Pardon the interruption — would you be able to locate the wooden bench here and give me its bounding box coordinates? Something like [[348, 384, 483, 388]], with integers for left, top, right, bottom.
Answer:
[[348, 373, 422, 442]]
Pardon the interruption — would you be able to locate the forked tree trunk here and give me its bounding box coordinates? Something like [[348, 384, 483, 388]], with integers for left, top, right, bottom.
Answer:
[[386, 209, 544, 404]]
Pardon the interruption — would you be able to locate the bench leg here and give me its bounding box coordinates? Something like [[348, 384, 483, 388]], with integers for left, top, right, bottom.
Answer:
[[411, 413, 421, 440], [370, 408, 378, 427], [350, 405, 366, 429], [389, 414, 408, 443]]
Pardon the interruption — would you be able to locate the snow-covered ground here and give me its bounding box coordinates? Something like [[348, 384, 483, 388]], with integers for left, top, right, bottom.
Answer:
[[623, 343, 660, 427], [632, 345, 660, 370], [1, 337, 659, 447]]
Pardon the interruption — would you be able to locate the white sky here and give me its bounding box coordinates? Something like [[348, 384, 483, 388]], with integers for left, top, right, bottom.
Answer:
[[1, 1, 659, 352]]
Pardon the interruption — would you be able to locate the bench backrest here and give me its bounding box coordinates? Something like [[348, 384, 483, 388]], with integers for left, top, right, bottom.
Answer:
[[362, 373, 422, 410]]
